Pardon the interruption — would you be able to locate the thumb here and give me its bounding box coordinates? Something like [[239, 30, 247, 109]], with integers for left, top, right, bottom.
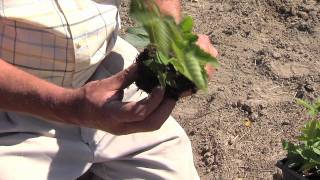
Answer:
[[107, 63, 139, 90]]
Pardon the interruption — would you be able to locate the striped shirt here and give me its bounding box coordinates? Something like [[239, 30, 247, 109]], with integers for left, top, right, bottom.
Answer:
[[0, 0, 120, 88]]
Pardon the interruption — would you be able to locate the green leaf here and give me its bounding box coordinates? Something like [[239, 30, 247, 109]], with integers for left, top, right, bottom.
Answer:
[[130, 0, 171, 54], [296, 98, 318, 117], [299, 147, 320, 164], [314, 99, 320, 114], [124, 33, 150, 49], [282, 99, 320, 174], [129, 0, 220, 93], [164, 17, 184, 46], [127, 26, 149, 37], [299, 121, 320, 144], [169, 58, 185, 74], [156, 51, 170, 65], [183, 33, 198, 43], [130, 0, 149, 22], [283, 141, 297, 152], [171, 42, 191, 80], [179, 15, 193, 33], [312, 146, 320, 156], [130, 0, 161, 22], [146, 18, 171, 54], [185, 50, 207, 90], [190, 44, 220, 68]]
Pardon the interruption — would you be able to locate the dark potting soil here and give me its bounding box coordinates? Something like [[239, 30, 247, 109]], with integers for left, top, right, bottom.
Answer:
[[277, 159, 320, 180], [135, 45, 197, 100]]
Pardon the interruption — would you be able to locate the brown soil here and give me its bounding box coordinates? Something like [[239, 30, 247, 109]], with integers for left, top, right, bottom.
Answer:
[[120, 0, 320, 179], [135, 45, 196, 100]]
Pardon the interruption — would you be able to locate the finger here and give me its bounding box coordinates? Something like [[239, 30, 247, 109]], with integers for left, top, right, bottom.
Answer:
[[205, 64, 215, 78], [122, 98, 176, 134], [209, 45, 219, 58], [107, 63, 139, 90], [106, 90, 124, 102], [155, 0, 182, 23], [196, 34, 210, 50], [196, 34, 219, 57], [106, 86, 165, 123]]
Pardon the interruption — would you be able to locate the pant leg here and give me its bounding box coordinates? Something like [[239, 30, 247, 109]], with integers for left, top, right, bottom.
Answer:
[[0, 132, 93, 180], [83, 37, 200, 180], [90, 117, 199, 180]]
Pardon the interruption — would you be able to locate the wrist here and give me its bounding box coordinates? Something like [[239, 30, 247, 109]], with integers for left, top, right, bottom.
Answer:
[[47, 87, 84, 126]]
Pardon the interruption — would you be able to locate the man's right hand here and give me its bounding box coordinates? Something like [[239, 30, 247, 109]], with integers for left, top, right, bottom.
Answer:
[[0, 60, 175, 135], [72, 64, 176, 135]]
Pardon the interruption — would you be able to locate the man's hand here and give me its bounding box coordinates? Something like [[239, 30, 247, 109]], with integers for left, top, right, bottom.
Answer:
[[75, 33, 220, 133], [155, 0, 182, 22], [0, 60, 175, 135], [73, 64, 176, 135], [196, 34, 219, 78], [179, 35, 218, 97], [153, 0, 219, 77]]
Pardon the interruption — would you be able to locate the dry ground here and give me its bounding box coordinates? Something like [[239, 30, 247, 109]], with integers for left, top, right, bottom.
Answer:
[[120, 0, 320, 179]]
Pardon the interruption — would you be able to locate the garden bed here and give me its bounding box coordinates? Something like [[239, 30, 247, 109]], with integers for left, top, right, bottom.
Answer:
[[120, 0, 320, 179]]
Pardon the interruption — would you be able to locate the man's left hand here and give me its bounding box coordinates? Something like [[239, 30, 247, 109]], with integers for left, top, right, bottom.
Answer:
[[196, 34, 219, 78]]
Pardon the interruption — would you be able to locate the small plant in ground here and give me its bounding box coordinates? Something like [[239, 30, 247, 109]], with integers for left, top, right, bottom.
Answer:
[[126, 0, 219, 99], [282, 98, 320, 176]]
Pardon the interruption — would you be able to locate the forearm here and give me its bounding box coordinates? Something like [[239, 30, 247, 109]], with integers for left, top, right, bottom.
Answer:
[[0, 60, 81, 124]]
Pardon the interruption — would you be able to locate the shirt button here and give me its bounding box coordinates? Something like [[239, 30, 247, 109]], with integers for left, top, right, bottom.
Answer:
[[75, 43, 81, 49]]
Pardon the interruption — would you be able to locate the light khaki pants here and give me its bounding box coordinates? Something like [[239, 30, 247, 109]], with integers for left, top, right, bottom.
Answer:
[[0, 37, 200, 180]]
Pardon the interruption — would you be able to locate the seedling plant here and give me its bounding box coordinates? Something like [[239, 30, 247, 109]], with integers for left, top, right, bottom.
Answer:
[[126, 0, 219, 99], [282, 98, 320, 176]]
